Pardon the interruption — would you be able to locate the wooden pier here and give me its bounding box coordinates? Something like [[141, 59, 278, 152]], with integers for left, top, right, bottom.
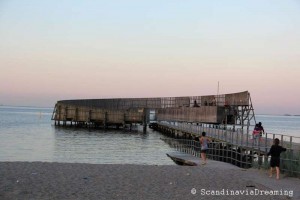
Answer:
[[51, 91, 300, 177], [52, 91, 254, 130]]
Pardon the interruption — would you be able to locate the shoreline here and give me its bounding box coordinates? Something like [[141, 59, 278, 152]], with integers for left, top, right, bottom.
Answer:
[[1, 161, 298, 200]]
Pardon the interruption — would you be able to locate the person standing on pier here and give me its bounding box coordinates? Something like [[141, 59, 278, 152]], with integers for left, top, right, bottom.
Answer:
[[193, 100, 200, 107], [200, 132, 211, 165], [257, 122, 265, 137], [253, 122, 265, 145], [267, 138, 286, 180]]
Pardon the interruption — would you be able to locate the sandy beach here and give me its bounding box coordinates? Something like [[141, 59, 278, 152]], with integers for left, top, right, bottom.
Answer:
[[0, 161, 298, 200]]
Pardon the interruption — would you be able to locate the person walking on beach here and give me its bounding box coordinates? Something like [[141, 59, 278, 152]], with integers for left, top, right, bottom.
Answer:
[[267, 138, 286, 180], [200, 132, 211, 165]]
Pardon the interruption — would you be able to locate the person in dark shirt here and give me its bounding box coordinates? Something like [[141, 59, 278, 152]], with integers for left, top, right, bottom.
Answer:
[[267, 138, 286, 180]]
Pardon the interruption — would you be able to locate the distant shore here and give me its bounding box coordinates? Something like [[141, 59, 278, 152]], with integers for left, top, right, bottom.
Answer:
[[283, 114, 300, 117], [0, 162, 298, 200]]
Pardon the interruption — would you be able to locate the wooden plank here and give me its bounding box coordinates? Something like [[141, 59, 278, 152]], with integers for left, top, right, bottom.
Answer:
[[166, 152, 198, 166]]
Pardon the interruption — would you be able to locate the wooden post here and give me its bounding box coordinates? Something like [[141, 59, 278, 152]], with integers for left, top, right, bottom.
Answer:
[[143, 109, 147, 132], [123, 113, 126, 128], [57, 105, 61, 126], [289, 136, 293, 176], [75, 108, 78, 127], [240, 147, 243, 168], [246, 128, 249, 147], [265, 132, 268, 154], [63, 107, 67, 126], [104, 111, 108, 129], [88, 110, 92, 129]]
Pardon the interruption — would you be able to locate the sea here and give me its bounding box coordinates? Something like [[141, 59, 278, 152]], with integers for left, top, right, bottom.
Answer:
[[0, 106, 299, 165]]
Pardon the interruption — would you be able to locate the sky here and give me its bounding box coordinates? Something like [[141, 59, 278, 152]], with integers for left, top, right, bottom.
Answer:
[[0, 0, 299, 115]]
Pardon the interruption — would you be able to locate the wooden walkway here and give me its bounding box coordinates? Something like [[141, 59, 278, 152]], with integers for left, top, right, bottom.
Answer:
[[156, 122, 300, 177], [158, 122, 300, 153]]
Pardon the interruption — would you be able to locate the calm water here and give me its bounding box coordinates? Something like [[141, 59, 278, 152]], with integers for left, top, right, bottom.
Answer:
[[0, 106, 299, 164], [0, 106, 176, 165], [255, 115, 300, 137]]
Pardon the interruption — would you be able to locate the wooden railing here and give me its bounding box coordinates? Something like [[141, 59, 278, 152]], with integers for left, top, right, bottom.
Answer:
[[158, 122, 300, 177]]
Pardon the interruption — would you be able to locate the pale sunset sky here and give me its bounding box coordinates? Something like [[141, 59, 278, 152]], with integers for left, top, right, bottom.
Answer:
[[0, 0, 299, 115]]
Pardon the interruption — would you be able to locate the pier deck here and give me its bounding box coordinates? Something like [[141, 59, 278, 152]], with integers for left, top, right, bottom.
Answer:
[[52, 91, 254, 130]]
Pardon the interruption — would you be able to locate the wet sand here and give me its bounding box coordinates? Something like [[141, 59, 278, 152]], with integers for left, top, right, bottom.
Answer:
[[0, 161, 298, 200]]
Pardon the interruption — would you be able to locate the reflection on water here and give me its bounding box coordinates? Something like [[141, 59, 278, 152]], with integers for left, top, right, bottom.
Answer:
[[53, 126, 176, 165]]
